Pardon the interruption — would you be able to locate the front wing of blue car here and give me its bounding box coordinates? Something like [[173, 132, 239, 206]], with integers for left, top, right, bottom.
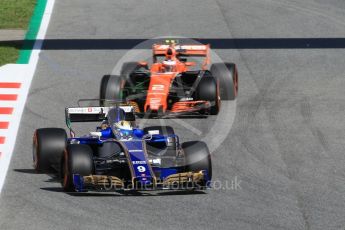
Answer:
[[72, 170, 210, 192]]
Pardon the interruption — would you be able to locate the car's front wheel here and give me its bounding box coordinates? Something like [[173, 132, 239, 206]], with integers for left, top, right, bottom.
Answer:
[[99, 75, 124, 106], [62, 144, 93, 192], [182, 141, 212, 181]]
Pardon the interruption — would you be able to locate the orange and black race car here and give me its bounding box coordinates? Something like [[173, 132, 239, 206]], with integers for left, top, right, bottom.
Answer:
[[100, 40, 238, 117]]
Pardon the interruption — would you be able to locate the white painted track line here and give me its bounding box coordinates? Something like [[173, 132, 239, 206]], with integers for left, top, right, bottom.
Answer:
[[0, 0, 56, 193]]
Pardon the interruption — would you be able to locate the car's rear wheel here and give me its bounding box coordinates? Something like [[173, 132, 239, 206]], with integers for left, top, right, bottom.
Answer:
[[62, 144, 93, 192], [33, 128, 67, 173], [182, 141, 212, 180], [195, 76, 220, 115], [210, 63, 238, 100]]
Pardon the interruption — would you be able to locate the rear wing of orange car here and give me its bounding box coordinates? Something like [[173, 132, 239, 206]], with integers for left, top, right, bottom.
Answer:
[[152, 44, 210, 69]]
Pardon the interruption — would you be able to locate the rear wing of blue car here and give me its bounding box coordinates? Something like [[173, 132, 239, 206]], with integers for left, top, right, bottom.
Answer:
[[65, 105, 135, 137], [65, 106, 134, 123]]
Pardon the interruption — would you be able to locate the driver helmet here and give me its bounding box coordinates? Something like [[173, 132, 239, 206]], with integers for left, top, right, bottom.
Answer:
[[114, 120, 133, 139], [163, 60, 176, 72], [163, 48, 177, 72], [165, 47, 175, 60], [114, 120, 133, 132], [107, 107, 134, 139]]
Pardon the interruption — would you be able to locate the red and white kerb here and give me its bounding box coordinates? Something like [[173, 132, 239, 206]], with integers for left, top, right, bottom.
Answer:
[[0, 82, 21, 157]]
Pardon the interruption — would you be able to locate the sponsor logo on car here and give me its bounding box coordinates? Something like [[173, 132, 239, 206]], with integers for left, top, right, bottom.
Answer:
[[132, 160, 146, 164]]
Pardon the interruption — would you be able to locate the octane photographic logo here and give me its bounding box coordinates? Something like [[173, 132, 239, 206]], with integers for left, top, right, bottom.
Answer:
[[110, 36, 237, 156], [95, 177, 242, 192]]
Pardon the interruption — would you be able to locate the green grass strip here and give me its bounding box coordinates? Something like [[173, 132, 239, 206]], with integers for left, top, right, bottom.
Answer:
[[0, 0, 36, 29], [0, 46, 21, 66], [17, 0, 47, 64]]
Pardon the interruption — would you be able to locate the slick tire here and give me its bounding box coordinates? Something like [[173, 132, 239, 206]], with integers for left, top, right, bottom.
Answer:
[[182, 141, 212, 180], [196, 76, 220, 115], [62, 144, 93, 192], [100, 75, 123, 106], [210, 63, 238, 100], [33, 128, 67, 173]]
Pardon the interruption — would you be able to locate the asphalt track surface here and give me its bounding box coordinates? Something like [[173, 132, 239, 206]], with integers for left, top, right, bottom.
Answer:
[[1, 0, 345, 229]]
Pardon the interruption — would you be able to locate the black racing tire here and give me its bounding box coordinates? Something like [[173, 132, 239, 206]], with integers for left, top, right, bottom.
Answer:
[[196, 76, 220, 115], [210, 62, 238, 100], [143, 126, 175, 136], [182, 141, 212, 180], [100, 75, 123, 106], [33, 128, 67, 173], [62, 144, 93, 192]]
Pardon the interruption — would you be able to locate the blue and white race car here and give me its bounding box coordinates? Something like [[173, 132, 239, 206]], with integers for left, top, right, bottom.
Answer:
[[33, 102, 212, 192]]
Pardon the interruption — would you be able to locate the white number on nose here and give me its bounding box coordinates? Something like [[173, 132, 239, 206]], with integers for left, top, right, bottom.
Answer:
[[137, 166, 146, 172]]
